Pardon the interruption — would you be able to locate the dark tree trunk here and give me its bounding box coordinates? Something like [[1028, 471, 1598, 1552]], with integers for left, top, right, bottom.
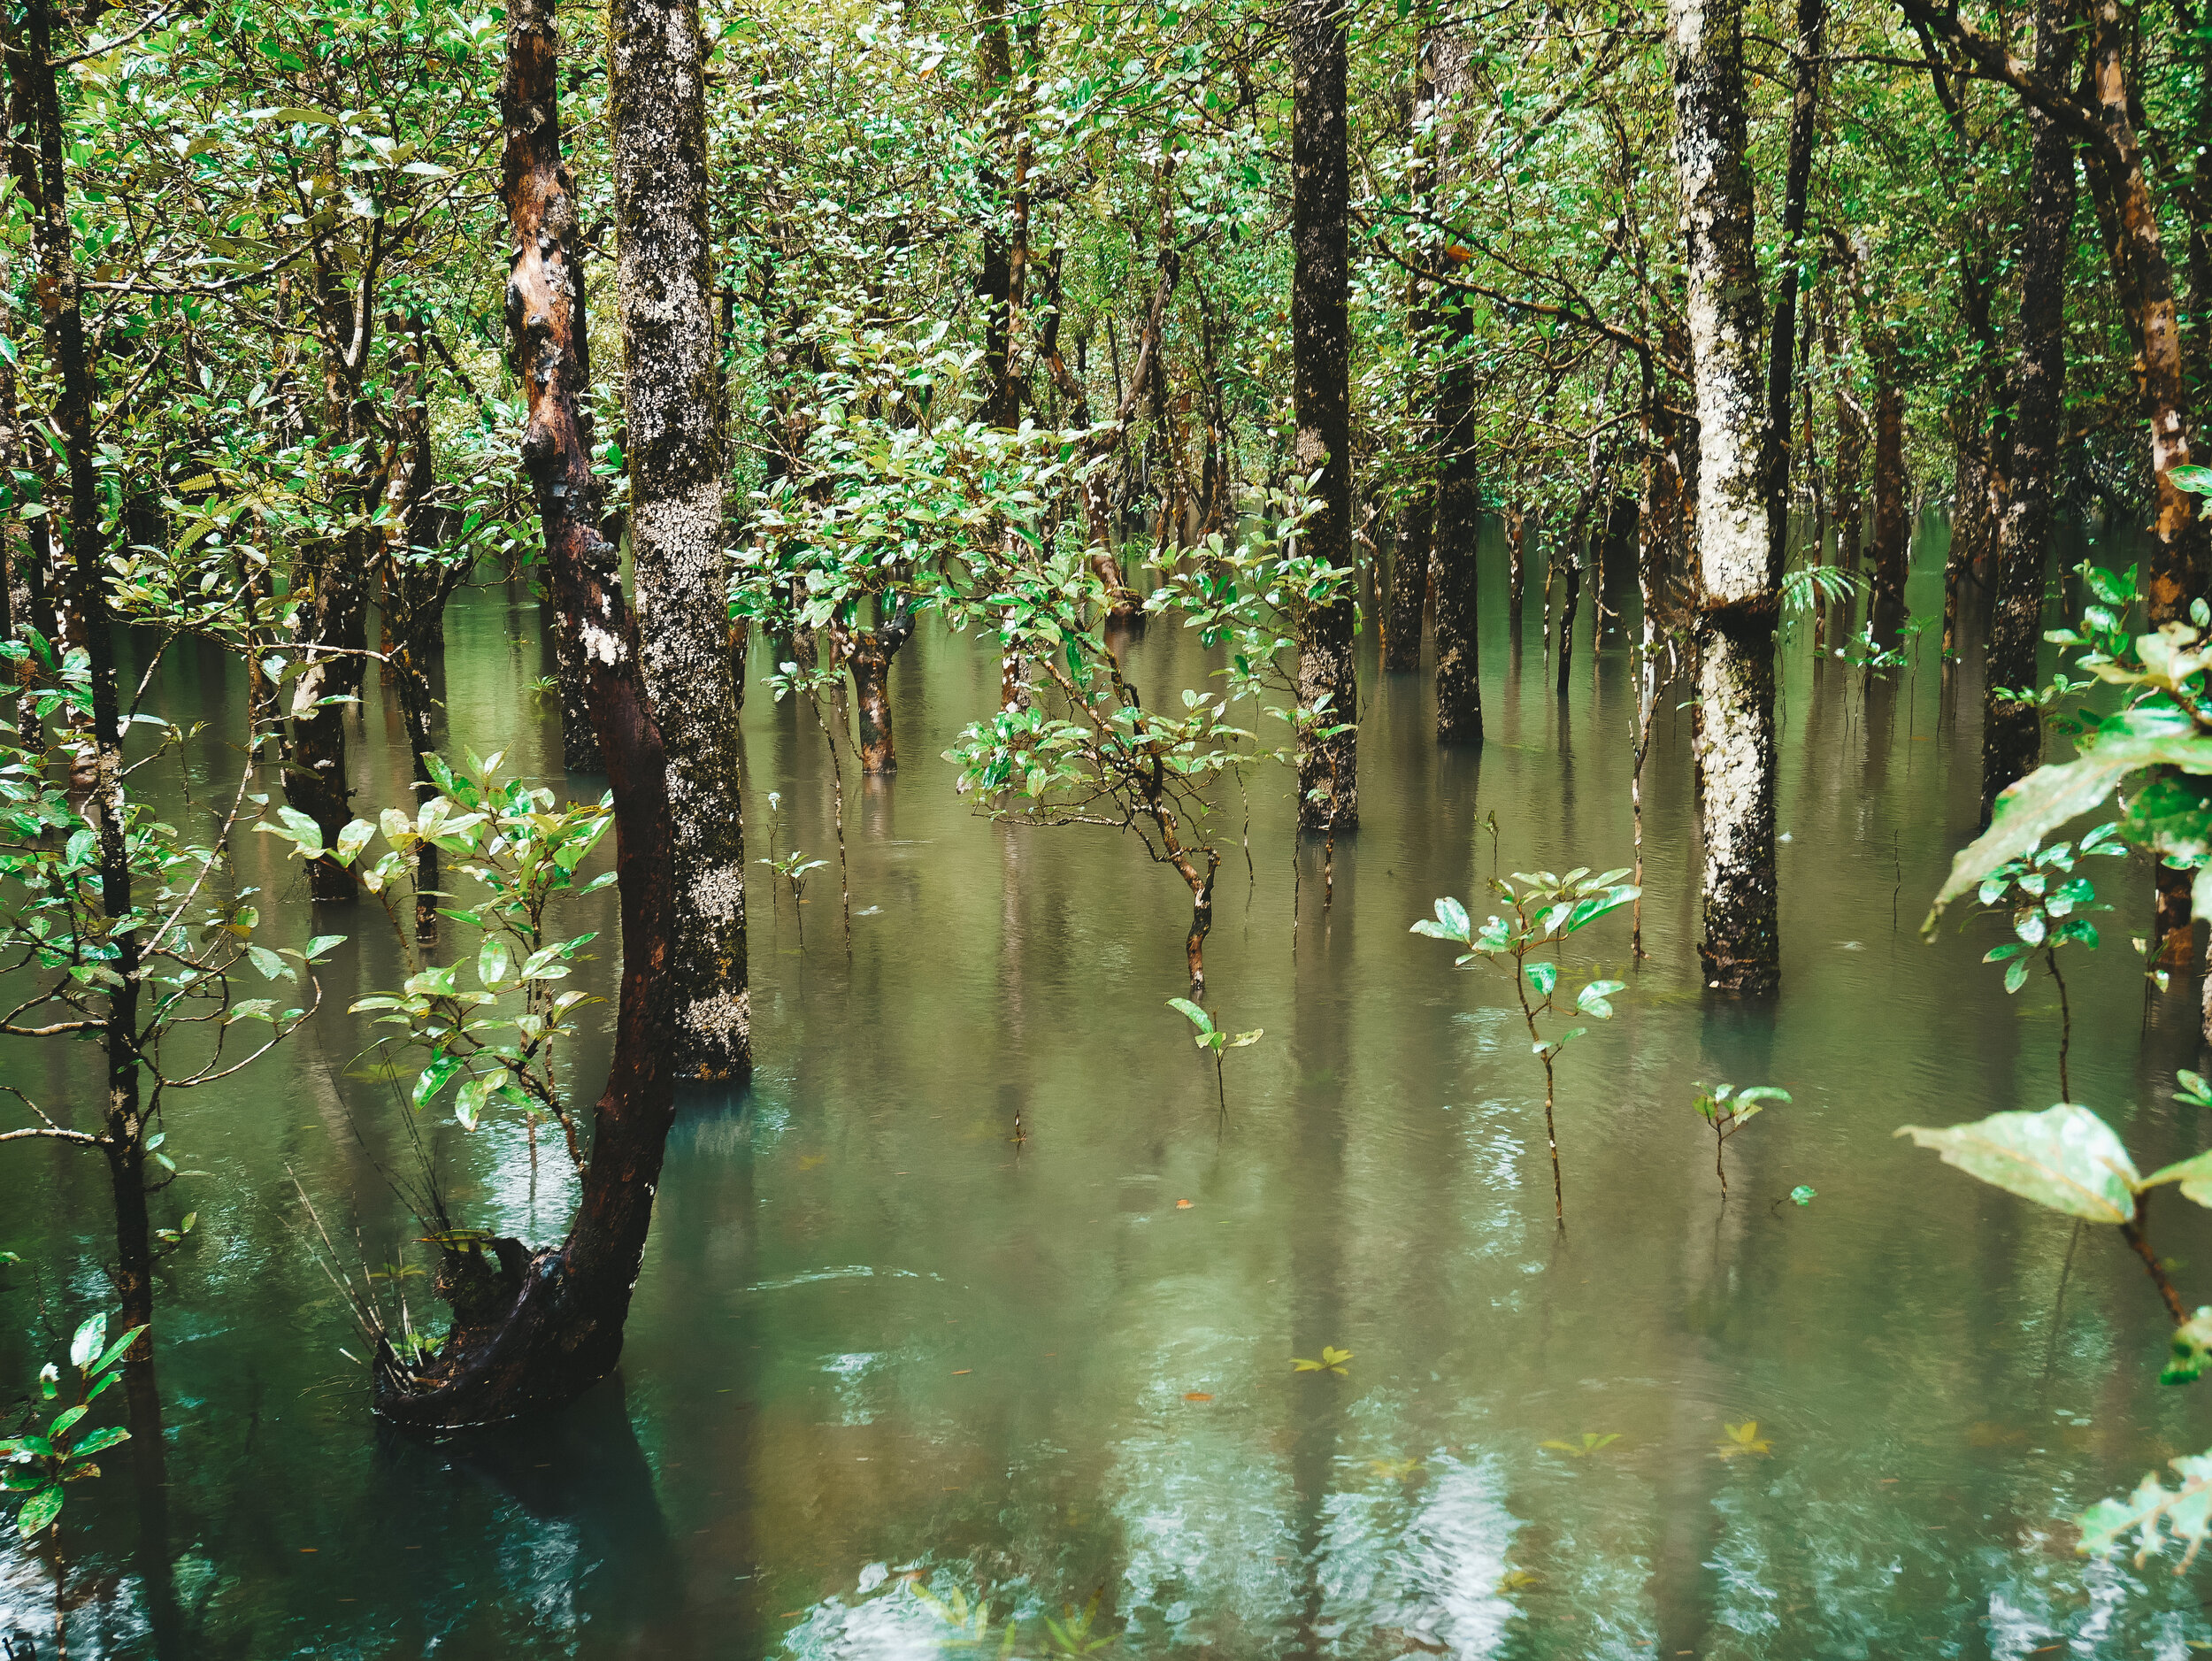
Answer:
[[828, 606, 914, 773], [1869, 333, 1909, 646], [1555, 504, 1586, 695], [1762, 0, 1825, 584], [1385, 491, 1430, 671], [611, 0, 749, 1080], [1982, 0, 2078, 820], [1431, 38, 1482, 745], [1671, 0, 1780, 993], [1289, 0, 1357, 828], [372, 0, 682, 1428]]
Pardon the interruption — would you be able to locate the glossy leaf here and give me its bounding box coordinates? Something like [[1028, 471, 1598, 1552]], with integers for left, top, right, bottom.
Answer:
[[1895, 1103, 2140, 1223]]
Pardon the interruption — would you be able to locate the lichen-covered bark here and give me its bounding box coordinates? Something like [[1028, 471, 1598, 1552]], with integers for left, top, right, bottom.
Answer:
[[1671, 0, 1779, 992], [1289, 0, 1357, 829], [611, 0, 749, 1080]]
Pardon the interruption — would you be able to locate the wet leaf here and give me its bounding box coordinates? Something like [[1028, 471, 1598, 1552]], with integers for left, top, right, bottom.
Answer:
[[14, 1482, 61, 1536], [1291, 1345, 1353, 1375], [1540, 1432, 1619, 1457], [1896, 1103, 2139, 1223], [1789, 1185, 1816, 1206], [1717, 1420, 1772, 1458]]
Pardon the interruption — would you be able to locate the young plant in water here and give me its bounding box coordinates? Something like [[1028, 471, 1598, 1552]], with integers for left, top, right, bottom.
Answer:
[[1897, 1099, 2212, 1373], [1167, 998, 1262, 1117], [2, 1311, 140, 1538], [1692, 1083, 1790, 1197], [1412, 866, 1638, 1223], [1965, 823, 2119, 1099]]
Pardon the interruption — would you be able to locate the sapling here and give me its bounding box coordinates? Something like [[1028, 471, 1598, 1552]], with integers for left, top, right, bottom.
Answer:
[[1691, 1083, 1790, 1196], [1413, 865, 1639, 1223], [1, 1311, 140, 1539], [1168, 998, 1262, 1117], [1966, 822, 2120, 1099]]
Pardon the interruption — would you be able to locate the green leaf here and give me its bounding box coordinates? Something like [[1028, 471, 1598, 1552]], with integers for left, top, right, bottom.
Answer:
[[301, 934, 346, 962], [2079, 1451, 2212, 1561], [2145, 1150, 2212, 1209], [1576, 978, 1625, 1019], [68, 1426, 127, 1457], [2171, 465, 2212, 496], [2003, 957, 2029, 994], [245, 943, 288, 982], [1895, 1103, 2140, 1223], [1789, 1185, 1816, 1206], [1410, 896, 1471, 943], [452, 1074, 488, 1132], [1563, 884, 1640, 934], [1525, 961, 1557, 997], [478, 935, 511, 990], [1928, 721, 2212, 925], [15, 1482, 61, 1536], [411, 1054, 463, 1110], [1166, 996, 1214, 1036], [266, 805, 326, 859], [334, 819, 374, 865]]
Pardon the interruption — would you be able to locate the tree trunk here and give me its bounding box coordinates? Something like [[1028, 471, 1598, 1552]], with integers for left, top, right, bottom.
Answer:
[[611, 0, 749, 1082], [1431, 37, 1483, 745], [1386, 491, 1430, 670], [372, 0, 683, 1428], [1869, 332, 1909, 645], [828, 606, 914, 773], [1671, 0, 1780, 993], [1762, 0, 1825, 584], [1982, 0, 2077, 821], [1289, 0, 1357, 828], [1507, 503, 1525, 629]]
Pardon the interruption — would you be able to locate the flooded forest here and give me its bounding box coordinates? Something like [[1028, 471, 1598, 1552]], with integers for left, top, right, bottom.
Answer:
[[9, 0, 2212, 1649]]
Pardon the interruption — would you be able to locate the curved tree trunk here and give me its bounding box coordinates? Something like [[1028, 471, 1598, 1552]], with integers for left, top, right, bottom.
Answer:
[[372, 0, 680, 1429], [1983, 0, 2076, 822], [1671, 0, 1780, 993], [1290, 0, 1357, 829], [611, 0, 749, 1081]]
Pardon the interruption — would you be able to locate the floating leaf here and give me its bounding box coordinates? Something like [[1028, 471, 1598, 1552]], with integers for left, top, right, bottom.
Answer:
[[1291, 1345, 1354, 1375], [1789, 1185, 1816, 1206], [1540, 1432, 1620, 1457], [1895, 1103, 2139, 1223]]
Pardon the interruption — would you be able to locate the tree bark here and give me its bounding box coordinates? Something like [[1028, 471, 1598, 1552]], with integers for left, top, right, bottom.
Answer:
[[827, 604, 913, 773], [1869, 327, 1909, 645], [1762, 0, 1825, 585], [372, 0, 683, 1428], [1386, 493, 1430, 670], [1982, 0, 2076, 821], [1432, 35, 1483, 746], [1289, 0, 1357, 828], [610, 0, 749, 1081], [1671, 0, 1779, 993]]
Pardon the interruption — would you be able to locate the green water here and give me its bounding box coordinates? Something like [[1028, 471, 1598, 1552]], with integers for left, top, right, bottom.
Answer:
[[8, 527, 2212, 1659]]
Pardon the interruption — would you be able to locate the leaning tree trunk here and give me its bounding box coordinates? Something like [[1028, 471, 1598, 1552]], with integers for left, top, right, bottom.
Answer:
[[371, 0, 682, 1429], [1289, 0, 1357, 829], [1432, 35, 1483, 745], [611, 0, 749, 1081], [1982, 0, 2077, 822], [1671, 0, 1780, 993]]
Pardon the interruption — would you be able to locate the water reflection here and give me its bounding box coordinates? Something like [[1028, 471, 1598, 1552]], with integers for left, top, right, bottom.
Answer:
[[10, 519, 2212, 1656]]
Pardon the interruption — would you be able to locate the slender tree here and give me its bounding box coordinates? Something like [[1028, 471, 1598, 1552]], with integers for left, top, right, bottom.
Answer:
[[611, 0, 749, 1080], [1671, 0, 1779, 991], [1290, 0, 1358, 828], [1981, 0, 2077, 820], [1431, 33, 1482, 746]]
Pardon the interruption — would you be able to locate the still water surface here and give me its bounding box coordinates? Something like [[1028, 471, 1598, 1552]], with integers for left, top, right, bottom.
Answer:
[[8, 524, 2212, 1659]]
